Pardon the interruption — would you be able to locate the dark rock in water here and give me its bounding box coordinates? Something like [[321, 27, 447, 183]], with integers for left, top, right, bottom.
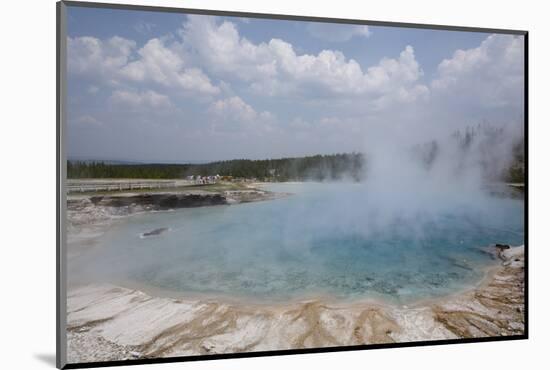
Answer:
[[495, 244, 511, 251], [478, 244, 511, 260], [142, 227, 169, 237], [89, 193, 227, 210]]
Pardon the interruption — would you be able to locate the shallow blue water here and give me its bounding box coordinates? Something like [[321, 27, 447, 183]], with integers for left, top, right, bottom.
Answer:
[[74, 183, 524, 303]]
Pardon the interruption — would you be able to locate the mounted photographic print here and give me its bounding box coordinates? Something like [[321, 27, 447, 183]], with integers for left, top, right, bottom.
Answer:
[[57, 1, 527, 368]]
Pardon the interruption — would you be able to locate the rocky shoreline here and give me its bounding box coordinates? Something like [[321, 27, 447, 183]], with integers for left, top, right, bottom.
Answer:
[[432, 245, 525, 337], [66, 245, 525, 364], [67, 187, 283, 224]]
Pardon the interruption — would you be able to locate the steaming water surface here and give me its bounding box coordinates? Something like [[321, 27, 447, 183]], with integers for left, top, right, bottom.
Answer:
[[73, 183, 524, 304]]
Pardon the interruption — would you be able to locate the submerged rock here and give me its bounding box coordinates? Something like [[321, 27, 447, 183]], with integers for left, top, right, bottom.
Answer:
[[141, 228, 169, 237]]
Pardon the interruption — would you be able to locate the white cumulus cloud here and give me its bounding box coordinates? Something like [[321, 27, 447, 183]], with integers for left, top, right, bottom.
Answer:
[[120, 38, 220, 95], [180, 16, 427, 103], [68, 36, 136, 77], [431, 34, 524, 110], [208, 96, 276, 135], [306, 23, 371, 42], [68, 35, 219, 96], [110, 89, 172, 109]]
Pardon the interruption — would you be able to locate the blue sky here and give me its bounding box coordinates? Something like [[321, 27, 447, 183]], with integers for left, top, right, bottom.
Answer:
[[66, 5, 524, 162]]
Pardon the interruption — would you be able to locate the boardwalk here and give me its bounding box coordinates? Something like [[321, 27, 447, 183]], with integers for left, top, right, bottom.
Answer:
[[67, 179, 178, 194]]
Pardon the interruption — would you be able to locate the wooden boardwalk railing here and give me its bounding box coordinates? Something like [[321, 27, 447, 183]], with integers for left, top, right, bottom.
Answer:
[[67, 180, 177, 193]]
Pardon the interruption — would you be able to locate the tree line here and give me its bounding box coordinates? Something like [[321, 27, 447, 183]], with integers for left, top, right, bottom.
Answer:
[[68, 124, 525, 184], [67, 153, 366, 182]]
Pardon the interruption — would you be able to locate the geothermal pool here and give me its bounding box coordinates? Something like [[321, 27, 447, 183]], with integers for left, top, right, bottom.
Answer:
[[71, 183, 524, 304]]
